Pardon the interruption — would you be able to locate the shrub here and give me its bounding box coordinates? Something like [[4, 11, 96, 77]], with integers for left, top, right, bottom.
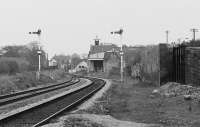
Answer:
[[0, 76, 18, 95], [7, 61, 19, 75], [0, 57, 29, 74], [0, 61, 19, 75], [0, 61, 10, 74], [141, 71, 159, 85], [109, 67, 120, 76]]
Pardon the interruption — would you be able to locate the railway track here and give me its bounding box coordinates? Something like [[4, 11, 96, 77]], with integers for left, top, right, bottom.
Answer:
[[0, 76, 79, 107], [0, 76, 106, 127]]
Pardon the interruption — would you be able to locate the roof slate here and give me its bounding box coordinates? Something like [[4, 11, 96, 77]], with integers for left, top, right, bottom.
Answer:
[[89, 44, 120, 54]]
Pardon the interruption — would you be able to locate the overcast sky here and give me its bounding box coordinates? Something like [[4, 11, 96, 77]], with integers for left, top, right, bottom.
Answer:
[[0, 0, 200, 57]]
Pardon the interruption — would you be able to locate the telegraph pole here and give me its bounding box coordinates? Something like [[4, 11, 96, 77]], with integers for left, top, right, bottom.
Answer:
[[190, 28, 198, 41], [111, 28, 124, 82], [165, 30, 169, 43], [29, 29, 42, 80], [120, 34, 124, 83]]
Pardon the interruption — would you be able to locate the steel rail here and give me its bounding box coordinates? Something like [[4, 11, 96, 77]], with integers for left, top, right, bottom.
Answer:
[[0, 76, 73, 99], [33, 78, 105, 127], [0, 76, 79, 106], [0, 77, 105, 127]]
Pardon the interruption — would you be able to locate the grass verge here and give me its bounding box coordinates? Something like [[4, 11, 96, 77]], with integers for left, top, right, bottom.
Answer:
[[0, 69, 70, 95], [80, 73, 200, 127]]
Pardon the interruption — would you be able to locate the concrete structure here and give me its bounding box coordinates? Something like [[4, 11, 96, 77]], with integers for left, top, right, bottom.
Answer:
[[88, 37, 120, 73]]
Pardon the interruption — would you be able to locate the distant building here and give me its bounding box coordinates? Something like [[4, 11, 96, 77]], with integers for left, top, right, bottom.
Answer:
[[69, 61, 88, 73], [88, 37, 120, 73], [75, 61, 88, 71], [0, 48, 7, 57], [49, 59, 57, 67]]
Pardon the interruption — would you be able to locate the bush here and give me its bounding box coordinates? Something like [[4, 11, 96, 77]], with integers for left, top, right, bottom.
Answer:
[[0, 61, 10, 74], [0, 76, 18, 95], [0, 61, 19, 75], [140, 71, 159, 85], [109, 67, 120, 76], [14, 72, 38, 89], [0, 57, 30, 74], [7, 61, 19, 75]]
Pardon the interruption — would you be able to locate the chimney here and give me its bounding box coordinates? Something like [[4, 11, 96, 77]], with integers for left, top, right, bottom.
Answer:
[[94, 36, 100, 46]]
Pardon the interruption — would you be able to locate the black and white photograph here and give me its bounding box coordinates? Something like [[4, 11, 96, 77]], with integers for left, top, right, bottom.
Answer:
[[0, 0, 200, 127]]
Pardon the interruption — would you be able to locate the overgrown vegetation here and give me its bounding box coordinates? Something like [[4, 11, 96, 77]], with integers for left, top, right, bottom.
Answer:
[[108, 78, 200, 127], [0, 70, 69, 95], [0, 42, 48, 75], [0, 43, 81, 95], [184, 39, 200, 47], [0, 57, 29, 75], [108, 67, 120, 77], [52, 53, 82, 69], [122, 45, 159, 85], [86, 73, 200, 127]]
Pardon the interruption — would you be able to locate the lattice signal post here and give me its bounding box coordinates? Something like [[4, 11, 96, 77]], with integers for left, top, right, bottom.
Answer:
[[29, 29, 42, 80], [111, 28, 124, 82]]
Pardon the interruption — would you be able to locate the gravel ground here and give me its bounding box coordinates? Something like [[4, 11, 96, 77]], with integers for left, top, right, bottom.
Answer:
[[42, 114, 157, 127], [152, 82, 200, 101], [74, 79, 112, 111]]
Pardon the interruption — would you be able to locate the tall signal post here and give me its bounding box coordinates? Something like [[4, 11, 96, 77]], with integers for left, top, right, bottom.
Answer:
[[165, 30, 169, 43], [29, 29, 42, 80], [111, 28, 124, 82], [190, 28, 198, 41]]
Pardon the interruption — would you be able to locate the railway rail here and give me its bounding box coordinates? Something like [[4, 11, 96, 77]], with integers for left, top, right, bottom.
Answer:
[[0, 76, 106, 127], [0, 76, 79, 107]]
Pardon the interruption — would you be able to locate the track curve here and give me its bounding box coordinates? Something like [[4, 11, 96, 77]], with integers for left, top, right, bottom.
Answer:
[[0, 76, 78, 107], [0, 76, 106, 127]]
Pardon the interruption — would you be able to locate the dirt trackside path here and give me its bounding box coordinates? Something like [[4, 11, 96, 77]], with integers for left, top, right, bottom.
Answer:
[[98, 79, 163, 126], [107, 80, 161, 123]]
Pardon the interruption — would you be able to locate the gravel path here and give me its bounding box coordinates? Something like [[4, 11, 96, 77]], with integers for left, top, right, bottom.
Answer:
[[42, 114, 157, 127], [74, 79, 112, 111]]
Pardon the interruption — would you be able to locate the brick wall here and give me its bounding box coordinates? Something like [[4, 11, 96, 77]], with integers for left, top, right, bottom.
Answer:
[[185, 47, 200, 86]]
